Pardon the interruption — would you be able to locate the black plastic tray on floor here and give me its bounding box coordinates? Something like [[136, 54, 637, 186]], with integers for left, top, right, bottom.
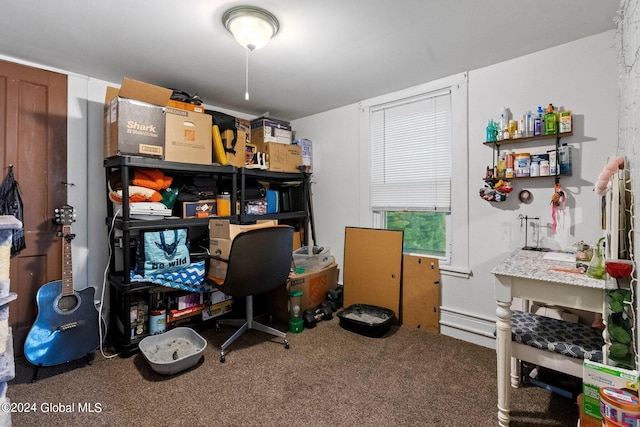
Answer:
[[337, 304, 395, 337]]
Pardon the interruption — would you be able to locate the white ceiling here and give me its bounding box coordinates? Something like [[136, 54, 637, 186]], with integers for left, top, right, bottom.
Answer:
[[0, 1, 620, 121]]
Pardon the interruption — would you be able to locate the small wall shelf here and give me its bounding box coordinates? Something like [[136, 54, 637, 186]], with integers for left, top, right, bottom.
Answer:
[[483, 130, 573, 186], [483, 131, 573, 147]]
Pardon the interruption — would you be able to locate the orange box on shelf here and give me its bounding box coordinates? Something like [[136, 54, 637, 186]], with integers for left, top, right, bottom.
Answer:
[[166, 99, 205, 113], [182, 199, 217, 218]]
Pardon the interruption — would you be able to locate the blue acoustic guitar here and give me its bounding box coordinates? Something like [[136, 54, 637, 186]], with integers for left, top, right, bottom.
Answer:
[[24, 205, 100, 371]]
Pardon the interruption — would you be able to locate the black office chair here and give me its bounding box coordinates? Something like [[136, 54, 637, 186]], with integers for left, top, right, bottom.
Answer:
[[206, 225, 294, 362]]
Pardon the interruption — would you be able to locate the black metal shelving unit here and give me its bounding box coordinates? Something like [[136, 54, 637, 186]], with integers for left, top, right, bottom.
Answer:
[[104, 155, 312, 354]]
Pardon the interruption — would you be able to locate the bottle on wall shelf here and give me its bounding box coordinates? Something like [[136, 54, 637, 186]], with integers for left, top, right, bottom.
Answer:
[[508, 120, 517, 137], [486, 119, 498, 142], [534, 106, 543, 136], [526, 111, 533, 137], [530, 160, 540, 177], [540, 160, 550, 176], [497, 153, 506, 179], [505, 151, 515, 178], [500, 107, 509, 131], [544, 103, 557, 135]]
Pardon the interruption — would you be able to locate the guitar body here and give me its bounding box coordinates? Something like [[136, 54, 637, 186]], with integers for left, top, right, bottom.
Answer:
[[24, 280, 100, 366]]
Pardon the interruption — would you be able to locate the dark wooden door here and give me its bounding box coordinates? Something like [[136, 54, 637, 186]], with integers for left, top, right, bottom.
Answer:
[[0, 59, 67, 355]]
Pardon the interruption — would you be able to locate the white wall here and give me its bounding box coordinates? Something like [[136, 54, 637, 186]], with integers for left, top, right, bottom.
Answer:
[[293, 30, 618, 347], [290, 105, 360, 272]]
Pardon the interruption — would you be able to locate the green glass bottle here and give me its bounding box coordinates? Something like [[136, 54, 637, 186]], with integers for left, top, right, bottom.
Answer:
[[586, 237, 606, 279], [544, 104, 557, 135]]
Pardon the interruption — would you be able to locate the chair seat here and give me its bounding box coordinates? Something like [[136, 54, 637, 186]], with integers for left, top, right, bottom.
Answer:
[[510, 310, 604, 363]]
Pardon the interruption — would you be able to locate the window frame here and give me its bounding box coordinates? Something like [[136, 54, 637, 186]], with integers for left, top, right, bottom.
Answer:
[[358, 72, 469, 275]]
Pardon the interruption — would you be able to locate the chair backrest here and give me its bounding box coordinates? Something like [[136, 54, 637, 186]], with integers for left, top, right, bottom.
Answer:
[[221, 225, 294, 297]]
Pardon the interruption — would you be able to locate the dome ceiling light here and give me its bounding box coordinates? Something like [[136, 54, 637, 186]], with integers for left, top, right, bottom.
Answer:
[[223, 6, 280, 100]]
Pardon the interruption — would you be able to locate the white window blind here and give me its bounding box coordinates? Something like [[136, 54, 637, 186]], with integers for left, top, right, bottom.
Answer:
[[370, 88, 452, 211]]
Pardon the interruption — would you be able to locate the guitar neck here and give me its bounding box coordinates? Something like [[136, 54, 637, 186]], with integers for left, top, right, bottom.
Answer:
[[61, 225, 74, 297]]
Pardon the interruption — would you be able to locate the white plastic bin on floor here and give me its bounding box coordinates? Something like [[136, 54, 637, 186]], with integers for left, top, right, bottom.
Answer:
[[293, 246, 332, 272]]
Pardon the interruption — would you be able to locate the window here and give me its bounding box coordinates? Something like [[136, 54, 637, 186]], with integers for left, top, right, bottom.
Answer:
[[360, 73, 468, 270], [369, 89, 451, 258]]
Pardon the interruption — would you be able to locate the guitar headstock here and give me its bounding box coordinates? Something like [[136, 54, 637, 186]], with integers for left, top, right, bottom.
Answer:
[[54, 205, 76, 226]]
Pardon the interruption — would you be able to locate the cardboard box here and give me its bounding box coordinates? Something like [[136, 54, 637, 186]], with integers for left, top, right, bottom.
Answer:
[[208, 219, 278, 240], [292, 138, 312, 173], [220, 128, 248, 168], [183, 199, 217, 218], [244, 144, 258, 167], [202, 298, 233, 321], [250, 118, 292, 146], [293, 231, 302, 251], [251, 117, 290, 129], [264, 142, 302, 173], [531, 303, 579, 323], [209, 238, 232, 259], [213, 228, 299, 260], [167, 99, 205, 114], [208, 258, 228, 281], [129, 298, 149, 337], [267, 263, 339, 323], [210, 114, 250, 167], [582, 359, 639, 421], [207, 219, 278, 280], [558, 110, 572, 133], [104, 78, 172, 159], [164, 107, 212, 164], [177, 293, 202, 310]]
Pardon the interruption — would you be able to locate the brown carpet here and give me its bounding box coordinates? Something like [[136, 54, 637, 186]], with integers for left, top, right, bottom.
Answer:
[[7, 317, 578, 426]]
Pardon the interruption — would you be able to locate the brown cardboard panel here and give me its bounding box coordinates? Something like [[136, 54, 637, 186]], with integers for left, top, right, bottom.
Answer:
[[293, 231, 302, 251], [343, 227, 403, 318], [208, 219, 278, 240], [105, 86, 119, 103], [119, 77, 172, 106], [402, 255, 440, 332], [264, 142, 302, 173]]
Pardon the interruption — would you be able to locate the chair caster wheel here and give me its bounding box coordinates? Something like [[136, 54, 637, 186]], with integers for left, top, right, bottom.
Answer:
[[220, 353, 226, 363], [215, 324, 221, 333], [284, 340, 290, 349]]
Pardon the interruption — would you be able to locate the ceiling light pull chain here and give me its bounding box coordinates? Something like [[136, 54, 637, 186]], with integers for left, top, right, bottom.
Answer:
[[223, 6, 279, 102], [245, 49, 250, 101]]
